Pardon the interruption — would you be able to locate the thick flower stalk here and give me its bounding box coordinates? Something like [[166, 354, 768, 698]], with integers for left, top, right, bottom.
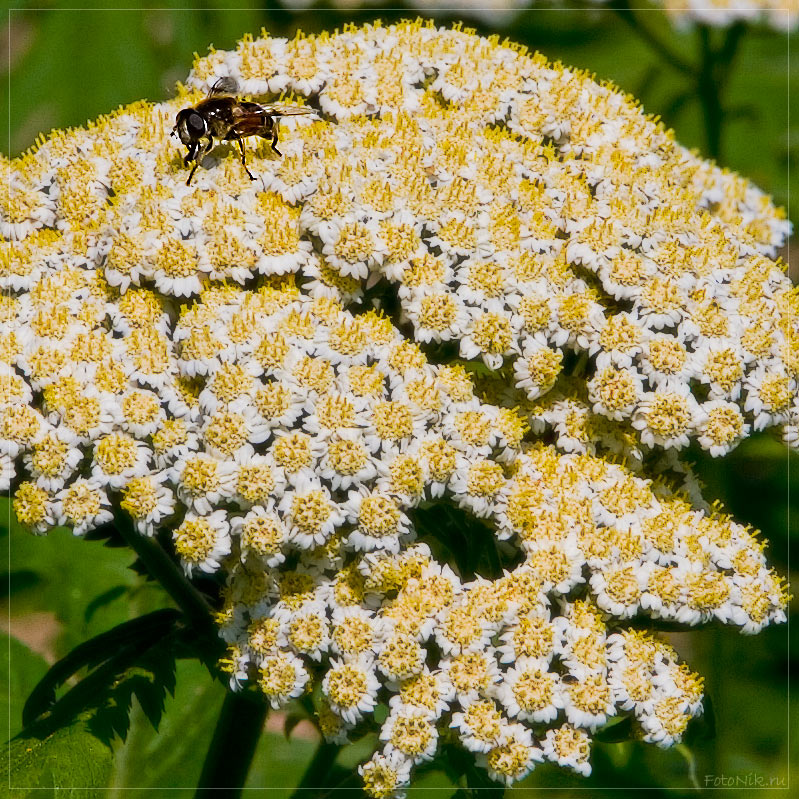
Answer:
[[1, 20, 793, 796]]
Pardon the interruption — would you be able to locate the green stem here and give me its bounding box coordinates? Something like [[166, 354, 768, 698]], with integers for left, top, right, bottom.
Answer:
[[697, 26, 721, 159], [110, 503, 217, 637], [696, 22, 744, 161], [613, 1, 694, 76], [194, 689, 268, 798], [615, 3, 746, 163], [290, 740, 341, 798], [715, 20, 746, 76]]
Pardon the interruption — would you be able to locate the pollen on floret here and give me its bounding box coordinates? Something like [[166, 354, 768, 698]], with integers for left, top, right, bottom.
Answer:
[[241, 515, 284, 557], [93, 433, 139, 476], [174, 517, 217, 565], [13, 482, 50, 529], [120, 477, 160, 518], [269, 418, 313, 463]]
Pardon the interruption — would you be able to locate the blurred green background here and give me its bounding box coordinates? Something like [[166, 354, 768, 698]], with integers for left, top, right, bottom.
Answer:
[[1, 1, 796, 796]]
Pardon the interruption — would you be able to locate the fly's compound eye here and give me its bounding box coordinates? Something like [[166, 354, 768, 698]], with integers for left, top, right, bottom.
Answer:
[[186, 112, 206, 136], [176, 109, 207, 145]]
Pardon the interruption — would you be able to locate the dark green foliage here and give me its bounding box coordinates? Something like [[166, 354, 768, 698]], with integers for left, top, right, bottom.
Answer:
[[2, 721, 113, 797], [593, 715, 635, 744], [413, 502, 513, 581], [106, 659, 227, 795], [684, 695, 716, 747], [22, 609, 181, 729]]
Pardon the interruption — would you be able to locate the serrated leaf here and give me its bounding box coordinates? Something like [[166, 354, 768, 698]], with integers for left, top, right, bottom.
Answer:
[[135, 652, 178, 729], [108, 658, 227, 792], [23, 609, 180, 727], [2, 720, 113, 796], [87, 631, 179, 746]]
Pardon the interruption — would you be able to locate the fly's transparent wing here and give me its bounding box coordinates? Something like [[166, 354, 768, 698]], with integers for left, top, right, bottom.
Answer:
[[207, 77, 239, 97], [262, 104, 316, 117]]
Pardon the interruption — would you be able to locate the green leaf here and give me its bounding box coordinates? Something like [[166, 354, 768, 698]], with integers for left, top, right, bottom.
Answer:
[[298, 765, 362, 799], [2, 720, 113, 796], [22, 609, 181, 728], [0, 631, 49, 739], [435, 743, 471, 785], [10, 629, 208, 794], [107, 658, 227, 794], [87, 636, 178, 745], [465, 762, 500, 794], [1, 569, 41, 599], [413, 502, 510, 581]]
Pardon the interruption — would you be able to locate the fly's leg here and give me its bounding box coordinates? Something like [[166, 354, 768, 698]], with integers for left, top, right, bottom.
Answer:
[[183, 142, 197, 167], [185, 137, 214, 186], [271, 128, 282, 156], [236, 137, 256, 180]]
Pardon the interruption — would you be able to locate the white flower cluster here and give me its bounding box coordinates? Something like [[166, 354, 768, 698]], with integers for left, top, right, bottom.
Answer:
[[661, 0, 798, 31], [1, 20, 792, 798]]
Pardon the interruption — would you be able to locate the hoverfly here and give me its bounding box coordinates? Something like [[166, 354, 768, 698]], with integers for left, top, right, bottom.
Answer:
[[172, 78, 314, 186]]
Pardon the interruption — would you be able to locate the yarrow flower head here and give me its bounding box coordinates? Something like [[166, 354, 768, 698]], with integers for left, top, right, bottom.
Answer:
[[2, 20, 793, 797]]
